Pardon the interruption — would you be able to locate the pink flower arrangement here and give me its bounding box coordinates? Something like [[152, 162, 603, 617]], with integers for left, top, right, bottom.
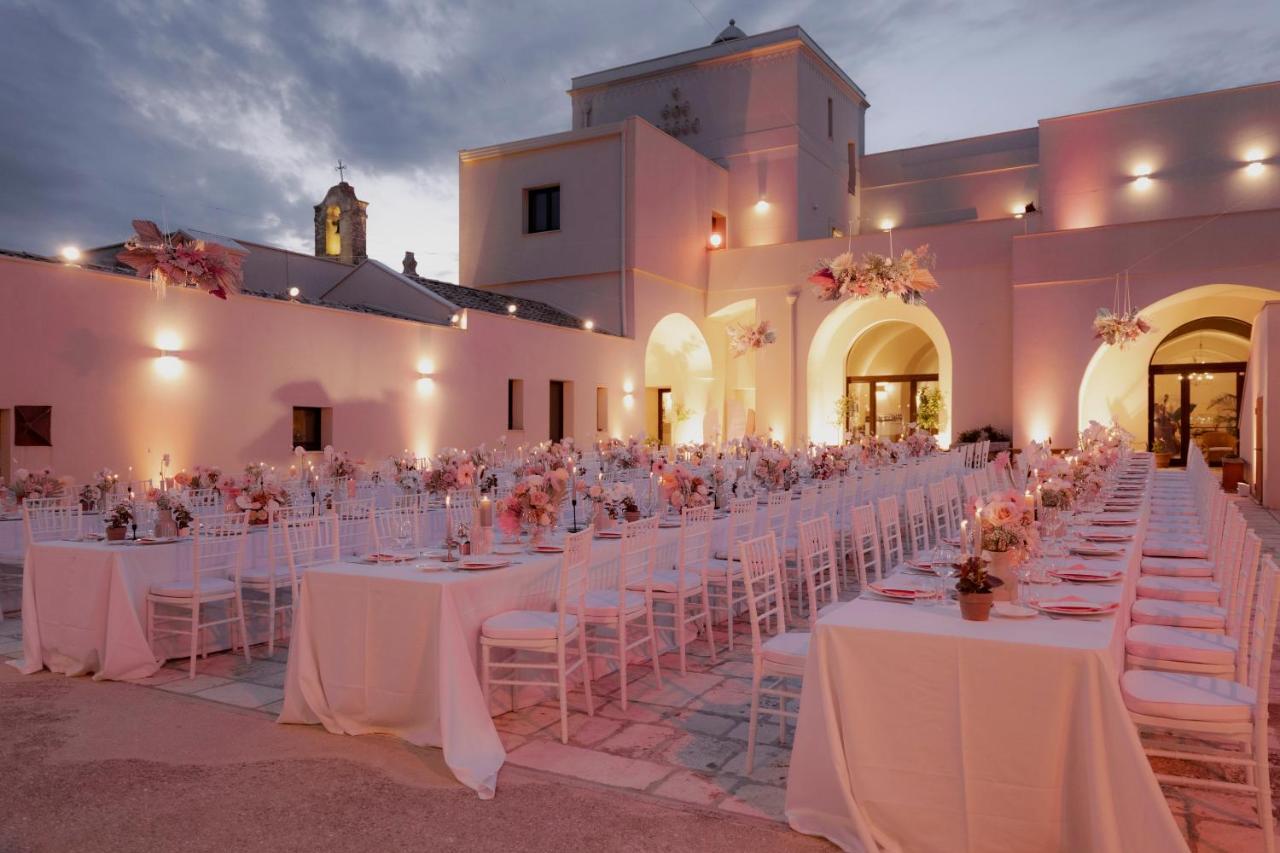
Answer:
[[321, 446, 362, 480], [727, 320, 777, 358], [11, 467, 71, 502], [497, 471, 570, 535], [809, 245, 938, 305], [853, 434, 896, 468], [602, 438, 648, 472], [659, 465, 711, 510], [977, 489, 1037, 554], [901, 425, 939, 458], [425, 448, 476, 495], [188, 465, 222, 490], [233, 479, 291, 525], [1092, 308, 1151, 349], [116, 220, 243, 300], [516, 440, 575, 477], [752, 448, 792, 492], [809, 445, 852, 480]]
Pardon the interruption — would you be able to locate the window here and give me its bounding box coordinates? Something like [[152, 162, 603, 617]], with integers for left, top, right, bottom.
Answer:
[[526, 185, 560, 234], [549, 381, 566, 443], [596, 387, 608, 432], [827, 97, 833, 139], [291, 406, 327, 452], [507, 379, 525, 430], [14, 405, 51, 447], [847, 142, 857, 195]]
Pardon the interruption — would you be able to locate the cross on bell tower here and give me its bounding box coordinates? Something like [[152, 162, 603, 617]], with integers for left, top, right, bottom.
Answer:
[[335, 160, 348, 183]]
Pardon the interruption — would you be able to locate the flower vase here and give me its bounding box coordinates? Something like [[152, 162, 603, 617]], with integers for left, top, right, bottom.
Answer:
[[595, 506, 614, 531], [154, 509, 178, 539], [983, 549, 1018, 602], [529, 525, 547, 549]]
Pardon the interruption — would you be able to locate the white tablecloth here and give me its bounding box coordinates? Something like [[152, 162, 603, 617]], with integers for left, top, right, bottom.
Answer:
[[278, 518, 710, 798], [785, 463, 1188, 852]]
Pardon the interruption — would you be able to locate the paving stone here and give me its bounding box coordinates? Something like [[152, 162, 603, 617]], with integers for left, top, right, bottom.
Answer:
[[722, 743, 793, 786], [491, 704, 561, 736], [596, 699, 666, 724], [658, 731, 742, 773], [667, 708, 740, 737], [622, 671, 722, 708], [597, 722, 677, 758], [650, 770, 735, 807], [260, 699, 285, 716], [155, 674, 232, 694], [562, 712, 625, 746], [193, 680, 284, 710], [131, 667, 190, 687], [505, 739, 673, 791], [719, 783, 787, 822]]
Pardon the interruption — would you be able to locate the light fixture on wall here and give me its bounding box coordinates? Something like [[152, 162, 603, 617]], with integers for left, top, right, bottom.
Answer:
[[416, 357, 436, 393], [449, 313, 460, 325], [622, 378, 635, 409], [754, 198, 770, 213], [1132, 164, 1153, 190], [583, 319, 595, 331], [507, 303, 518, 315], [287, 286, 300, 299], [154, 330, 183, 379], [708, 231, 723, 248], [1244, 149, 1266, 177], [878, 218, 895, 231], [59, 245, 81, 263], [1187, 336, 1215, 383]]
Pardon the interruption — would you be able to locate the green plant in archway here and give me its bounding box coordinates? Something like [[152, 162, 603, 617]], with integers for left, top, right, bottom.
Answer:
[[917, 386, 944, 433]]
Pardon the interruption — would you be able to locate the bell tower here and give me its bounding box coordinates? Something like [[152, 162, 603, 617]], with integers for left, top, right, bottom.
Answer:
[[313, 162, 368, 264]]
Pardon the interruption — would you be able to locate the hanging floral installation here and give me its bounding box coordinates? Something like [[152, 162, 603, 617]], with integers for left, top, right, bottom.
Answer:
[[116, 220, 244, 300], [808, 244, 938, 304], [1092, 272, 1151, 349], [727, 319, 777, 357]]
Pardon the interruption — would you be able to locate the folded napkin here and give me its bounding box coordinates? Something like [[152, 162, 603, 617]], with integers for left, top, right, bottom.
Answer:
[[1034, 595, 1112, 611], [1142, 542, 1209, 559]]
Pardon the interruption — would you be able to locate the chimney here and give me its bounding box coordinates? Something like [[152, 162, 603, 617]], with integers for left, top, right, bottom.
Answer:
[[402, 251, 418, 276]]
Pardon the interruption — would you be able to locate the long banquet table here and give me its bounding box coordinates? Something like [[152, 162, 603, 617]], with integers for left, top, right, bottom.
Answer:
[[784, 455, 1188, 852]]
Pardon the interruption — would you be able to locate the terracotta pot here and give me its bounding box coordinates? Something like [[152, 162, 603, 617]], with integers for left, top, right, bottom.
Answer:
[[983, 549, 1019, 602], [1154, 452, 1173, 469], [958, 591, 994, 621], [106, 525, 127, 541], [624, 510, 641, 523]]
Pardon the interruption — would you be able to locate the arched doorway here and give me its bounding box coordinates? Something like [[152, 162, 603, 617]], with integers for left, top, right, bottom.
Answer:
[[644, 313, 714, 446], [843, 321, 940, 439], [1148, 317, 1251, 466], [807, 298, 953, 446], [1078, 283, 1277, 447]]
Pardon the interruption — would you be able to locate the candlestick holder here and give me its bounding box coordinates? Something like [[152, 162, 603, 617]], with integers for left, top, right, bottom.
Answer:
[[440, 535, 459, 562]]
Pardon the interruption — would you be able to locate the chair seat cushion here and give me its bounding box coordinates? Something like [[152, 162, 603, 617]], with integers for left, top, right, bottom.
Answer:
[[482, 609, 575, 640], [1126, 624, 1237, 666], [1141, 557, 1214, 578], [149, 576, 235, 598], [762, 631, 810, 668], [1143, 541, 1209, 559], [1130, 599, 1226, 629], [1121, 670, 1253, 723], [241, 566, 293, 585], [583, 589, 646, 617], [637, 569, 702, 594], [1135, 575, 1220, 603]]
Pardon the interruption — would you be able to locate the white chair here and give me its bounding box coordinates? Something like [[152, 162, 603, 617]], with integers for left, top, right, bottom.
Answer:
[[185, 487, 223, 517], [146, 511, 251, 677], [372, 506, 418, 552], [903, 487, 930, 555], [1122, 555, 1280, 853], [703, 496, 755, 651], [739, 532, 808, 773], [244, 511, 340, 655], [943, 476, 964, 535], [481, 528, 594, 744], [641, 505, 718, 672], [796, 514, 840, 620], [927, 479, 952, 544], [22, 497, 82, 544], [588, 516, 663, 708], [333, 497, 374, 557], [850, 503, 883, 587], [877, 495, 905, 573]]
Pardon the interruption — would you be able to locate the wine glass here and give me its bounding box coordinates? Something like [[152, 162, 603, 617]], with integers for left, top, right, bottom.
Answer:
[[395, 516, 413, 553]]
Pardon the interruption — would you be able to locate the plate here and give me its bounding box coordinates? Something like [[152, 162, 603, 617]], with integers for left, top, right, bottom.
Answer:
[[136, 536, 178, 545], [903, 560, 937, 574], [1050, 567, 1123, 583], [531, 545, 565, 554], [1070, 545, 1124, 558], [1031, 597, 1118, 617], [364, 552, 413, 563], [595, 531, 623, 539], [867, 580, 930, 600], [1083, 533, 1131, 543], [658, 520, 682, 529], [1090, 517, 1136, 526], [458, 559, 511, 571], [993, 602, 1037, 619]]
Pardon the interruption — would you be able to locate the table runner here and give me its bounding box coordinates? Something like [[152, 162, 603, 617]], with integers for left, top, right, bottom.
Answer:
[[784, 461, 1189, 852]]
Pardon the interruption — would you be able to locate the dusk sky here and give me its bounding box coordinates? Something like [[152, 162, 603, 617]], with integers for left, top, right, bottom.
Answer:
[[3, 0, 1278, 281]]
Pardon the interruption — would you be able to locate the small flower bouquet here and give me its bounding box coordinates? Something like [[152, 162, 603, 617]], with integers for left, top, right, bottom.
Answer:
[[752, 449, 791, 492], [602, 438, 649, 472], [149, 488, 194, 532], [235, 479, 291, 525], [586, 481, 638, 521], [189, 465, 222, 490], [11, 467, 70, 503], [116, 219, 243, 300], [727, 320, 777, 358], [1039, 476, 1074, 509], [321, 446, 362, 480], [1092, 308, 1151, 349], [106, 499, 135, 536], [954, 555, 999, 621], [659, 464, 711, 511], [395, 467, 424, 494], [497, 471, 570, 536], [809, 245, 938, 304], [93, 467, 118, 498], [978, 490, 1037, 555], [901, 424, 939, 458]]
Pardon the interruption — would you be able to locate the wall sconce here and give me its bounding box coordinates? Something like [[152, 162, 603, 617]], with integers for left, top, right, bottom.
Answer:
[[449, 313, 460, 325], [622, 379, 635, 409], [287, 286, 300, 299], [623, 393, 635, 410], [1132, 164, 1153, 190], [154, 330, 183, 379], [583, 319, 595, 331], [754, 198, 770, 213], [708, 231, 723, 248], [59, 246, 81, 263], [506, 303, 518, 315], [416, 358, 435, 393], [1244, 149, 1265, 177], [878, 218, 895, 231]]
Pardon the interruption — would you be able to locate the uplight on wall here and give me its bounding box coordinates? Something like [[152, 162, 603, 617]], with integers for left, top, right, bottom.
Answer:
[[59, 246, 81, 262], [1244, 149, 1266, 177], [287, 286, 300, 299], [708, 231, 723, 248], [154, 330, 183, 379], [754, 198, 770, 213], [507, 303, 518, 315], [583, 319, 595, 331], [1132, 164, 1153, 190], [416, 357, 435, 393], [622, 379, 635, 409], [878, 218, 895, 231]]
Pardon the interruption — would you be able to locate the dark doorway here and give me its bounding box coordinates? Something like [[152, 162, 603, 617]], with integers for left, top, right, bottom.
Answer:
[[656, 387, 673, 447]]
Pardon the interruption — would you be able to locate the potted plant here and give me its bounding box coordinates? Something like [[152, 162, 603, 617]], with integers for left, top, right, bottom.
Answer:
[[954, 555, 1000, 621], [1152, 437, 1172, 468], [105, 501, 133, 541]]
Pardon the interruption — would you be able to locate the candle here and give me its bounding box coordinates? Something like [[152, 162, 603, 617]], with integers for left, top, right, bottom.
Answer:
[[1024, 490, 1034, 512], [960, 520, 969, 557], [446, 493, 452, 510], [479, 495, 492, 527], [974, 509, 983, 554]]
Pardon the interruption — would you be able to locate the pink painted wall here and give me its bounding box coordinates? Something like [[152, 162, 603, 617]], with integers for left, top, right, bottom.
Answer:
[[1038, 82, 1280, 232], [1240, 301, 1280, 507], [0, 257, 649, 482]]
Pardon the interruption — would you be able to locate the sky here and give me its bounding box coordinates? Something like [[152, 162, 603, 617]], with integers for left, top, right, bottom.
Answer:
[[2, 0, 1278, 282]]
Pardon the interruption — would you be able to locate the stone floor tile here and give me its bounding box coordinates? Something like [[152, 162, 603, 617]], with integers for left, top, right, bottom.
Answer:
[[597, 722, 677, 758], [505, 739, 673, 791], [710, 658, 755, 678], [0, 639, 24, 656], [192, 680, 284, 710], [560, 712, 625, 747], [132, 667, 190, 687], [719, 783, 787, 823], [497, 730, 527, 751], [658, 731, 742, 774], [260, 699, 285, 715], [722, 743, 793, 786], [154, 674, 232, 694], [491, 704, 561, 736], [666, 708, 740, 737], [650, 770, 735, 808], [595, 699, 667, 724], [620, 671, 722, 709]]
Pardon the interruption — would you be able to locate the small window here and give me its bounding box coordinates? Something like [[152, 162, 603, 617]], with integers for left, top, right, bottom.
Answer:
[[14, 405, 52, 447], [827, 98, 833, 139], [291, 406, 327, 452], [526, 185, 560, 234], [507, 379, 525, 430], [596, 387, 608, 432], [710, 212, 726, 249], [847, 142, 857, 195]]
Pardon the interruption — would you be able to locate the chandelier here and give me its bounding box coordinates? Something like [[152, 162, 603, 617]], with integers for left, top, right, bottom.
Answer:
[[1187, 335, 1214, 384]]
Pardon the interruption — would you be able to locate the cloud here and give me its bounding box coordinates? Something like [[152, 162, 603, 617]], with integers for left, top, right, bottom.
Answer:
[[1, 0, 1277, 282]]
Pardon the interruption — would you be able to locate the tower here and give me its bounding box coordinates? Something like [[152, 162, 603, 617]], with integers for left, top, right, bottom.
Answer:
[[313, 170, 368, 264]]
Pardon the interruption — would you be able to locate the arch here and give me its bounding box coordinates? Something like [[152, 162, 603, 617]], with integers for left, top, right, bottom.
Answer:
[[807, 299, 954, 446], [1077, 284, 1277, 439], [644, 313, 714, 444]]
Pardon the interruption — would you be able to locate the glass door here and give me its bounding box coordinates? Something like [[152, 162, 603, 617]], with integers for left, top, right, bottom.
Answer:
[[1150, 374, 1183, 463]]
